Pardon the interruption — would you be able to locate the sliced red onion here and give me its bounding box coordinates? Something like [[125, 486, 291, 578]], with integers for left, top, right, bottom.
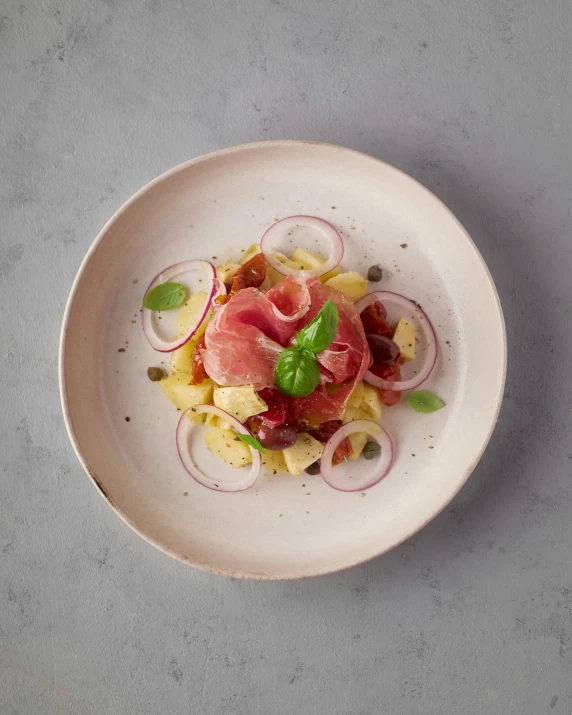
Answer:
[[176, 405, 261, 492], [356, 291, 438, 392], [141, 260, 217, 353], [320, 420, 394, 492], [260, 215, 343, 277]]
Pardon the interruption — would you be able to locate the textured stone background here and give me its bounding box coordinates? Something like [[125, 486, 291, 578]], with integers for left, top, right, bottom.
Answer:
[[1, 0, 571, 713]]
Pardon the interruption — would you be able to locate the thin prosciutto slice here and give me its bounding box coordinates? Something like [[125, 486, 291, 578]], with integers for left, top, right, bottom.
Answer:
[[288, 279, 372, 424], [202, 275, 371, 422], [202, 277, 311, 388]]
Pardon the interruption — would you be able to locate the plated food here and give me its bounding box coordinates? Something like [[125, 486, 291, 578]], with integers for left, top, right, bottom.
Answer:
[[141, 215, 443, 493]]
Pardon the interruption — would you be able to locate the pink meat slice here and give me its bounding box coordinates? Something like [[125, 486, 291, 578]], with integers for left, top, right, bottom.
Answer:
[[202, 278, 311, 388], [288, 278, 372, 424]]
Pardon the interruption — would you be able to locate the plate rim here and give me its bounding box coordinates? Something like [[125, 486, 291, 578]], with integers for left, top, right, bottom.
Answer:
[[59, 139, 507, 580]]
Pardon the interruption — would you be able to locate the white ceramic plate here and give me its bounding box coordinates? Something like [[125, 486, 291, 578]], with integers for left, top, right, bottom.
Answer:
[[60, 141, 506, 579]]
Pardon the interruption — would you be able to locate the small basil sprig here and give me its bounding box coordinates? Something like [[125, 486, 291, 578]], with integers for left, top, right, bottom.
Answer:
[[274, 300, 339, 398], [407, 390, 445, 414], [275, 347, 321, 398], [296, 299, 339, 353], [236, 434, 265, 453], [143, 282, 186, 311]]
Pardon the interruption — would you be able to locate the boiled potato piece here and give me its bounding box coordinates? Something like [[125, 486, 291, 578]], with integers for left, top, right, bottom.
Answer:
[[213, 386, 268, 423], [216, 261, 241, 284], [291, 247, 325, 271], [283, 259, 306, 271], [158, 375, 214, 413], [204, 428, 252, 469], [291, 247, 342, 283], [361, 383, 382, 421], [348, 381, 365, 409], [283, 433, 324, 476], [177, 291, 212, 338], [265, 263, 285, 286], [262, 449, 290, 475], [324, 271, 368, 302], [342, 405, 374, 459], [392, 317, 416, 361], [170, 338, 197, 373], [240, 243, 262, 265], [320, 266, 342, 283]]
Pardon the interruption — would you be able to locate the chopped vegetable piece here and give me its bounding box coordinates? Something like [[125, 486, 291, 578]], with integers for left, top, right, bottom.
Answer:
[[213, 385, 268, 422], [370, 363, 402, 406], [190, 335, 208, 384], [230, 253, 267, 294], [158, 375, 215, 413], [282, 433, 324, 476], [392, 317, 416, 361], [360, 300, 393, 338], [324, 271, 368, 301], [204, 428, 252, 468]]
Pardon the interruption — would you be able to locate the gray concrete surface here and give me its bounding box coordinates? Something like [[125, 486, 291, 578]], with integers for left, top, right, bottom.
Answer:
[[1, 0, 571, 712]]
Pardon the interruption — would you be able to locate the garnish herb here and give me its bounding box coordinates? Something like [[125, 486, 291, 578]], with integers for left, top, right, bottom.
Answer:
[[143, 282, 186, 311], [296, 300, 339, 354], [274, 348, 321, 397], [406, 390, 445, 414], [236, 434, 266, 453], [274, 301, 339, 398]]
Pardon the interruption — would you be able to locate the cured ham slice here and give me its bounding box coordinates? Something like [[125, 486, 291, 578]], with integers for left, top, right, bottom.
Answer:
[[202, 277, 311, 388], [288, 279, 372, 424], [202, 275, 371, 422]]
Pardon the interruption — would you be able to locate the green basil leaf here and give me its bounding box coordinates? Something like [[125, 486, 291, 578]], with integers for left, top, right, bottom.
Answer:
[[406, 390, 445, 414], [274, 347, 321, 397], [296, 299, 339, 354], [236, 434, 266, 453], [143, 282, 186, 311]]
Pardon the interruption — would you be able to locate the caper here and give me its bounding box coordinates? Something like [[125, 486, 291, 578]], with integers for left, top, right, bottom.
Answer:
[[147, 366, 164, 382], [305, 462, 321, 475], [363, 441, 381, 460], [367, 264, 383, 282]]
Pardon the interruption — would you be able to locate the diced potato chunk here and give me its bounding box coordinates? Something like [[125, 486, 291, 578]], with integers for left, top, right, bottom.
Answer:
[[213, 386, 268, 423], [291, 247, 325, 270], [282, 433, 324, 476], [240, 243, 262, 265], [265, 264, 285, 287], [342, 405, 374, 459], [361, 383, 383, 421], [204, 428, 252, 468], [262, 449, 290, 475], [324, 271, 368, 301], [392, 317, 416, 361], [170, 338, 196, 373], [283, 260, 306, 271], [348, 381, 365, 409], [320, 266, 342, 283], [177, 291, 212, 338], [216, 261, 241, 284], [158, 375, 215, 413]]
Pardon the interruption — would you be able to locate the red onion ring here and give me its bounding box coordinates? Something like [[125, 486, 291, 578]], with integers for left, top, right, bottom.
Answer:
[[260, 216, 343, 277], [320, 420, 394, 492], [176, 405, 262, 492], [356, 291, 438, 392], [141, 260, 217, 353]]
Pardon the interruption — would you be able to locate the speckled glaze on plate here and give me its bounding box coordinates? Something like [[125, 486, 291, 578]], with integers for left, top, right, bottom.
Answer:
[[59, 141, 506, 579]]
